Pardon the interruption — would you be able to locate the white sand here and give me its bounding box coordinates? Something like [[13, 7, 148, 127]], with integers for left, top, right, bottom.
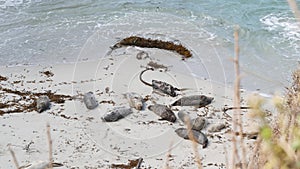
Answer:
[[0, 47, 264, 169]]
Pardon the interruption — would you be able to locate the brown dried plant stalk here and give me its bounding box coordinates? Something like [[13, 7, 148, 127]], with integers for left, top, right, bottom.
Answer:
[[286, 0, 300, 144], [287, 0, 300, 25], [231, 26, 247, 169], [164, 141, 173, 169], [47, 123, 53, 169], [8, 145, 19, 169], [185, 118, 203, 169]]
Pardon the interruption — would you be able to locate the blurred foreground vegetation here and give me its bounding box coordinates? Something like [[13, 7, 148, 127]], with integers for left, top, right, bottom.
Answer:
[[248, 67, 300, 169]]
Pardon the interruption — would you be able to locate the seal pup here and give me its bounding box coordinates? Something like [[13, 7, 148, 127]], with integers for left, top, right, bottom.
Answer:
[[124, 92, 144, 110], [19, 161, 63, 169], [36, 95, 50, 113], [139, 68, 181, 97], [83, 92, 98, 110], [102, 107, 133, 122], [171, 95, 214, 107], [178, 110, 206, 131], [148, 104, 176, 122], [175, 128, 208, 148]]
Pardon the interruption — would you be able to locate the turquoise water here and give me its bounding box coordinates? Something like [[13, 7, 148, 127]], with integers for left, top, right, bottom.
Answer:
[[0, 0, 299, 93]]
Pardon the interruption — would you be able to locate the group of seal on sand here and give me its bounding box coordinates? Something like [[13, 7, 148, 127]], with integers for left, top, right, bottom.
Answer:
[[35, 70, 213, 148], [78, 68, 214, 147], [137, 68, 214, 147]]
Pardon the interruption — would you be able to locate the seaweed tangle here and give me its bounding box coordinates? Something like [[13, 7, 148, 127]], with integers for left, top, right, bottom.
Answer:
[[0, 87, 72, 115], [111, 158, 142, 169], [111, 36, 192, 60]]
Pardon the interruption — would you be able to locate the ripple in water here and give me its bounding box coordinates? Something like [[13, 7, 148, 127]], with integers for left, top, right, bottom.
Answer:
[[260, 12, 300, 59]]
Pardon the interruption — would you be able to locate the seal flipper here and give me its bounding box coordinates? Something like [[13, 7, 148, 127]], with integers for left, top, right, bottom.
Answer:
[[171, 100, 180, 106]]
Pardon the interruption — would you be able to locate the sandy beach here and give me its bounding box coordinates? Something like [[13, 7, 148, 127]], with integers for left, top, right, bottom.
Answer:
[[0, 46, 266, 169]]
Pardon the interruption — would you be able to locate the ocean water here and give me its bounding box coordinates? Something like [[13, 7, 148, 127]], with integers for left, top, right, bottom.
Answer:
[[0, 0, 299, 93]]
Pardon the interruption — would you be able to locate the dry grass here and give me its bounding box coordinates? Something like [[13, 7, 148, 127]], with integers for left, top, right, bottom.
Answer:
[[185, 118, 203, 169], [230, 26, 247, 169], [164, 141, 173, 169], [47, 123, 53, 169], [246, 66, 300, 169], [9, 124, 55, 169], [242, 0, 300, 168], [8, 145, 20, 169]]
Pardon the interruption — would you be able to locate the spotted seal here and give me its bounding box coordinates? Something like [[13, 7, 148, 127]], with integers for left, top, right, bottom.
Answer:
[[139, 68, 181, 97], [36, 95, 51, 113], [178, 110, 206, 131], [175, 128, 208, 148], [124, 92, 144, 110], [171, 95, 214, 107], [102, 107, 133, 122], [83, 92, 98, 110], [148, 104, 176, 122]]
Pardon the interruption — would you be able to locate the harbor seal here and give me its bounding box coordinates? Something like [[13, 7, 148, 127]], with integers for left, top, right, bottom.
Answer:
[[124, 92, 144, 110], [208, 123, 226, 132], [148, 104, 176, 122], [83, 92, 98, 110], [175, 128, 208, 148], [178, 110, 206, 131], [36, 95, 50, 113], [102, 107, 133, 122], [171, 95, 214, 107], [139, 68, 180, 97]]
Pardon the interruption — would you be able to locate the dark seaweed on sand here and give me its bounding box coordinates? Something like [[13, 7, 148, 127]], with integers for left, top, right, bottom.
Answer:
[[0, 87, 72, 115], [111, 159, 141, 169], [112, 36, 192, 59]]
